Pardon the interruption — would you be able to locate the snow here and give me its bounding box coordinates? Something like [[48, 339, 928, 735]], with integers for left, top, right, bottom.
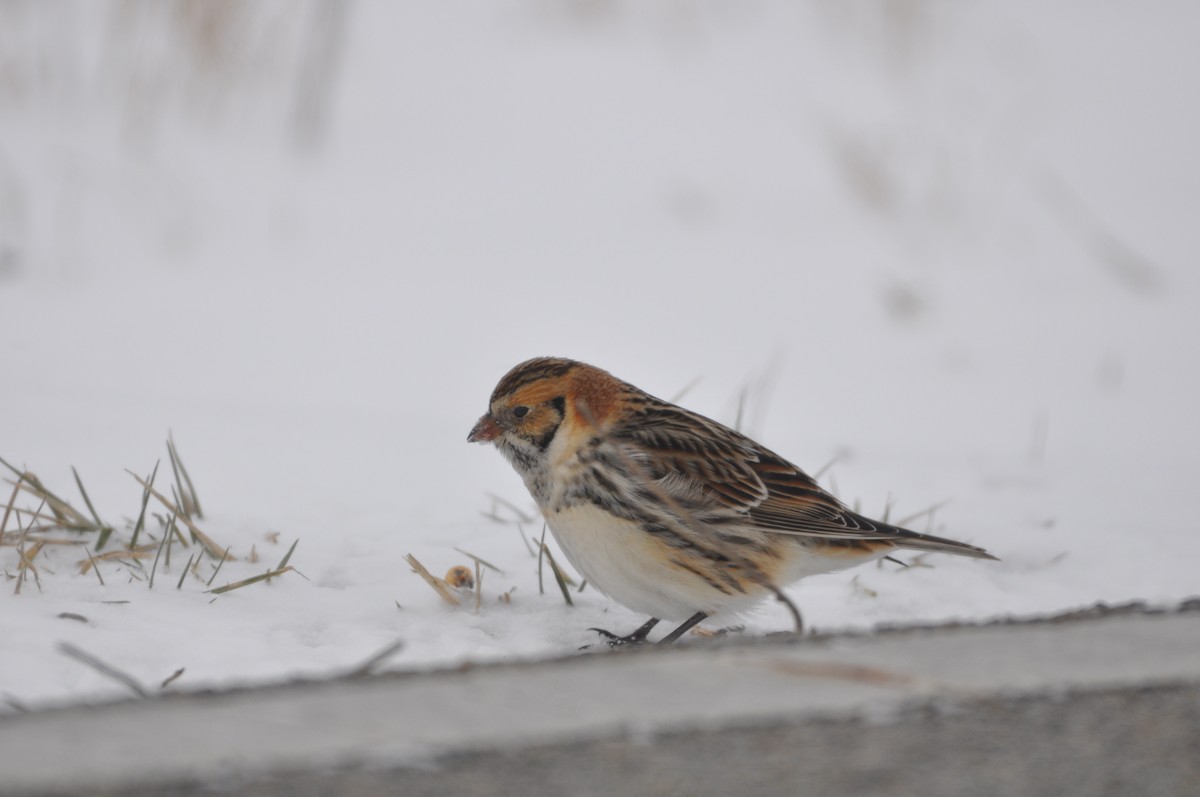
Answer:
[[2, 1, 1198, 710]]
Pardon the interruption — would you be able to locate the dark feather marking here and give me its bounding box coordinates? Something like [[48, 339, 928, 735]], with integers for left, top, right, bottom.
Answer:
[[670, 558, 734, 596], [491, 358, 576, 403]]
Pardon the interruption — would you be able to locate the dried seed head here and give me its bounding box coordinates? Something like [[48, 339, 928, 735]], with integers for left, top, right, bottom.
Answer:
[[444, 565, 475, 589]]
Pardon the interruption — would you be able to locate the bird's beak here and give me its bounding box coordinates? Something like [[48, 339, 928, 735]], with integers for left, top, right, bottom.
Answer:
[[467, 414, 501, 443]]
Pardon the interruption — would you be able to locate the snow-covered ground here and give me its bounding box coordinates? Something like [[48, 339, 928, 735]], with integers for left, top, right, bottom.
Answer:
[[2, 1, 1198, 710]]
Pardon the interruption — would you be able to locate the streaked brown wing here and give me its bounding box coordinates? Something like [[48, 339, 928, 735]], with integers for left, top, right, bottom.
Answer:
[[613, 395, 997, 561], [618, 400, 895, 541]]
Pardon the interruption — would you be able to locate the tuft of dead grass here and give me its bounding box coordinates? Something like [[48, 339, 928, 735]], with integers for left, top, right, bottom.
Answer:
[[1, 435, 300, 599]]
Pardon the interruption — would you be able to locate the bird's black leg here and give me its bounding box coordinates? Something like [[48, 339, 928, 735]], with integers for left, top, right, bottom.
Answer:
[[589, 617, 661, 647], [657, 611, 708, 645]]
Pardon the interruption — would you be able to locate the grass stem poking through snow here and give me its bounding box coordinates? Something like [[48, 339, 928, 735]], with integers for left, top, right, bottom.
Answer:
[[275, 538, 299, 571], [474, 559, 483, 612], [85, 548, 106, 586], [57, 642, 147, 698], [14, 500, 46, 595], [129, 460, 160, 549], [148, 513, 177, 590], [207, 565, 295, 595], [167, 432, 203, 519], [537, 525, 547, 595], [539, 542, 574, 606], [403, 553, 461, 606], [177, 553, 195, 589], [206, 546, 232, 586], [126, 470, 225, 558], [70, 466, 114, 549], [514, 522, 535, 557]]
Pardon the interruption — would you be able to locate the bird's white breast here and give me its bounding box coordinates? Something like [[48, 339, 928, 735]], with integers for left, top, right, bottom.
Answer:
[[544, 503, 760, 621]]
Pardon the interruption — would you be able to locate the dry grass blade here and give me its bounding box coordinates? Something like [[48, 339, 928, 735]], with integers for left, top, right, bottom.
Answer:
[[453, 546, 504, 574], [206, 546, 232, 586], [85, 548, 106, 586], [167, 432, 203, 519], [474, 559, 483, 612], [9, 476, 92, 530], [894, 499, 951, 530], [148, 513, 177, 590], [403, 553, 460, 606], [484, 492, 536, 524], [514, 522, 536, 557], [346, 638, 406, 677], [207, 565, 295, 595], [129, 460, 160, 549], [16, 540, 47, 595], [1036, 168, 1163, 295], [537, 524, 547, 595], [14, 500, 46, 595], [539, 542, 574, 606], [668, 374, 703, 404], [126, 470, 226, 558], [733, 383, 749, 433], [275, 538, 299, 570], [812, 455, 840, 480], [70, 467, 106, 529], [1, 476, 22, 538], [80, 545, 157, 574], [177, 553, 195, 589], [57, 642, 148, 698]]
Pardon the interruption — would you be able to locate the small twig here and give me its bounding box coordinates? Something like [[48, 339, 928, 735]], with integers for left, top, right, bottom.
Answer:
[[346, 638, 405, 677], [454, 546, 505, 574], [160, 668, 186, 689], [57, 642, 148, 698]]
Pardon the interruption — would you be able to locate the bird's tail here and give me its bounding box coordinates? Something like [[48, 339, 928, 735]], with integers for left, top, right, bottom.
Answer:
[[869, 517, 999, 561]]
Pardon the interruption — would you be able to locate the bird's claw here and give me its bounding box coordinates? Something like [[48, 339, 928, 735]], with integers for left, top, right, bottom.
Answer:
[[588, 627, 648, 648]]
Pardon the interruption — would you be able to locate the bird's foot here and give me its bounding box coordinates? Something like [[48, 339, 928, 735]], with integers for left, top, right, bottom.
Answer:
[[587, 617, 661, 648]]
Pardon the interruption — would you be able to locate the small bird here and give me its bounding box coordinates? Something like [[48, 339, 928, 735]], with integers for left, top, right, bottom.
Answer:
[[469, 357, 996, 645]]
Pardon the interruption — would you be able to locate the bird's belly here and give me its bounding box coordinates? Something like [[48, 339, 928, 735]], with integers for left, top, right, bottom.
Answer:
[[544, 504, 762, 621]]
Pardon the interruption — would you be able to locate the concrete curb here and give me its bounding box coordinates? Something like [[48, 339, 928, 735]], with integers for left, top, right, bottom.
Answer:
[[3, 604, 1199, 796]]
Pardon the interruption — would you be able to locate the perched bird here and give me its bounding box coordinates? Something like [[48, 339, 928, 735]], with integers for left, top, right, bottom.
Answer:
[[469, 357, 996, 645]]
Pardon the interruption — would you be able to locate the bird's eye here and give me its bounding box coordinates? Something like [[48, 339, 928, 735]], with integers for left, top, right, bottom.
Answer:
[[512, 406, 530, 419]]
